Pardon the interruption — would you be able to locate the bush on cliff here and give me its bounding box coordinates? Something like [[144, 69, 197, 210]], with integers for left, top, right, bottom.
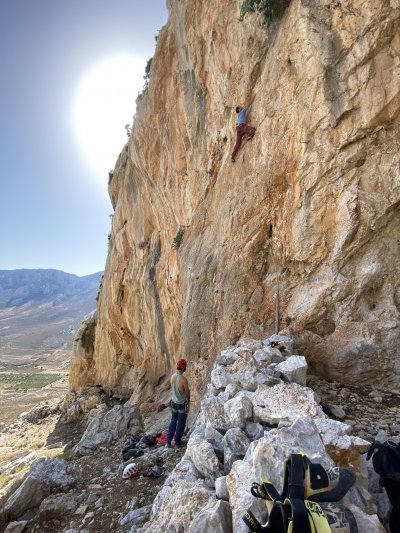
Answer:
[[239, 0, 290, 27]]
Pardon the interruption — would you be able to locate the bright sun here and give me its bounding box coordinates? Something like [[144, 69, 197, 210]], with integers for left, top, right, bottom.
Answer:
[[74, 54, 146, 179]]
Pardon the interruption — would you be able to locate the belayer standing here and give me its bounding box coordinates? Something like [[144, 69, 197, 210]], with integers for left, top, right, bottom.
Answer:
[[167, 358, 190, 448], [231, 98, 256, 162]]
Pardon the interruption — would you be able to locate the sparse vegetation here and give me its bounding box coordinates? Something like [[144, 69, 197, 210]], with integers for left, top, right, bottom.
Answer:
[[148, 486, 159, 500], [0, 473, 11, 489], [0, 372, 60, 390], [81, 319, 96, 353], [143, 57, 153, 90], [172, 226, 186, 250], [239, 0, 290, 27], [31, 439, 46, 450]]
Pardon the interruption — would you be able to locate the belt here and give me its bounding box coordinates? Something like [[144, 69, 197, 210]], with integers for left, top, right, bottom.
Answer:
[[238, 123, 246, 126]]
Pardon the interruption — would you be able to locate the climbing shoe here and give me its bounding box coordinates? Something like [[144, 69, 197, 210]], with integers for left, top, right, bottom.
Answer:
[[251, 454, 355, 504], [243, 498, 358, 533], [316, 502, 358, 533], [309, 466, 356, 503], [283, 455, 355, 503]]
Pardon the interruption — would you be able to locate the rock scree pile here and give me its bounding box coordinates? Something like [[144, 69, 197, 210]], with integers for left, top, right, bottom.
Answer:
[[1, 334, 398, 532]]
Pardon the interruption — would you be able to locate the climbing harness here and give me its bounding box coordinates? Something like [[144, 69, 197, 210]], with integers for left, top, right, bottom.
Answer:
[[243, 453, 357, 533]]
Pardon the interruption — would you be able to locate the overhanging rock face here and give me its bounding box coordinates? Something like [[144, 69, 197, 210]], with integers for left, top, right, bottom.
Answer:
[[70, 0, 400, 397]]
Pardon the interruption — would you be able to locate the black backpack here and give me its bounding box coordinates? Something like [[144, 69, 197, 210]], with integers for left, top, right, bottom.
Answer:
[[367, 439, 400, 532], [367, 440, 400, 483]]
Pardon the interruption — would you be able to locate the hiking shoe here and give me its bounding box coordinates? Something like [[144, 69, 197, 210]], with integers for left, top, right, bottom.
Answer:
[[247, 135, 254, 140], [231, 157, 236, 163], [166, 443, 172, 448]]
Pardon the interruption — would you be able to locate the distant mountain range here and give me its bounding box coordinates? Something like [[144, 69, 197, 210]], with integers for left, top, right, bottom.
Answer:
[[0, 269, 102, 308], [0, 269, 103, 364]]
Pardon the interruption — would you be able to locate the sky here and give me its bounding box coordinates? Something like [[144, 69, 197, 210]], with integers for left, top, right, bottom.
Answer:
[[0, 0, 168, 276]]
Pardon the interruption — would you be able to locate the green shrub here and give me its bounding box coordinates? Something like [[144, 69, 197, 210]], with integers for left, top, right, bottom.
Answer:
[[81, 319, 96, 353], [239, 0, 290, 27], [143, 57, 153, 90]]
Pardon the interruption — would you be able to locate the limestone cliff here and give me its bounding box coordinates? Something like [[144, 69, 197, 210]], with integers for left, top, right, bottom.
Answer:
[[70, 0, 400, 400]]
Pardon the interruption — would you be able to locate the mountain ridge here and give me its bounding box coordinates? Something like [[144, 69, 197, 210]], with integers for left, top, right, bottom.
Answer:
[[0, 269, 103, 308], [0, 268, 103, 364]]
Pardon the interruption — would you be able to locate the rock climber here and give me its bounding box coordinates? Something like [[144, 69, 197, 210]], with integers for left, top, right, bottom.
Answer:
[[231, 98, 256, 162], [166, 358, 190, 448]]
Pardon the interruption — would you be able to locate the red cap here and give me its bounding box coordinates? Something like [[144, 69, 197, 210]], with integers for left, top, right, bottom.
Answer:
[[177, 358, 187, 371]]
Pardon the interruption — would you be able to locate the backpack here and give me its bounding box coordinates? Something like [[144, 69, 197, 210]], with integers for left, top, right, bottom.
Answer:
[[366, 440, 400, 483], [367, 440, 400, 532]]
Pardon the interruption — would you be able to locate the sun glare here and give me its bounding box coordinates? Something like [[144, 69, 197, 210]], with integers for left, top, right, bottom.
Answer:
[[74, 55, 146, 179]]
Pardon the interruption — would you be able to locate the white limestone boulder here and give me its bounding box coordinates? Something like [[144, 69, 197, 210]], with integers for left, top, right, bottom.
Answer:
[[225, 383, 240, 398], [251, 416, 333, 492], [205, 383, 219, 398], [224, 392, 254, 428], [314, 418, 370, 465], [224, 428, 251, 473], [204, 426, 224, 455], [65, 392, 102, 423], [237, 339, 263, 352], [215, 476, 229, 501], [216, 349, 237, 366], [20, 400, 61, 424], [121, 505, 151, 527], [38, 493, 79, 522], [211, 365, 232, 389], [72, 404, 143, 455], [252, 348, 273, 365], [186, 432, 222, 478], [229, 352, 259, 391], [226, 459, 269, 533], [224, 428, 250, 456], [142, 480, 215, 532], [4, 522, 28, 533], [252, 383, 321, 425], [169, 458, 202, 484], [0, 459, 80, 528], [348, 504, 386, 532], [275, 355, 308, 386], [199, 396, 230, 430], [245, 422, 264, 441], [187, 500, 232, 533], [256, 368, 283, 387]]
